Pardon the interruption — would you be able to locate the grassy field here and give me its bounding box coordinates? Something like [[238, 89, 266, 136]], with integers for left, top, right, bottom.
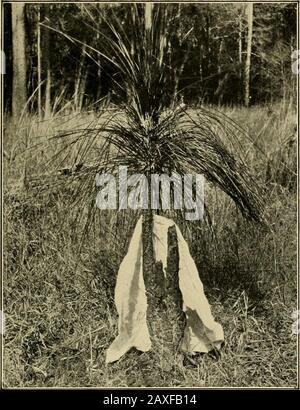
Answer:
[[3, 101, 298, 387]]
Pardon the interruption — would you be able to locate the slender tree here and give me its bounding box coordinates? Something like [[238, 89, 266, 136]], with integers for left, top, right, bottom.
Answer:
[[142, 2, 159, 314], [238, 9, 243, 103], [244, 3, 253, 107], [43, 8, 51, 119], [29, 4, 266, 351], [12, 2, 27, 119], [37, 5, 42, 119], [74, 43, 87, 111], [46, 3, 264, 311]]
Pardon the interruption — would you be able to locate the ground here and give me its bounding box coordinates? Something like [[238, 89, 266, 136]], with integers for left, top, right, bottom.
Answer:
[[3, 101, 298, 387]]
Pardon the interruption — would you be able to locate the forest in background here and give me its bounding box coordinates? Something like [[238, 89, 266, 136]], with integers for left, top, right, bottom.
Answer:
[[4, 2, 297, 119]]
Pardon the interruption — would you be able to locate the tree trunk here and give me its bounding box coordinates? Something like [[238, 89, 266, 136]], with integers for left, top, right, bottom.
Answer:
[[96, 34, 102, 102], [142, 173, 157, 324], [75, 44, 87, 111], [44, 68, 51, 118], [205, 12, 211, 81], [43, 11, 51, 119], [244, 3, 253, 107], [173, 49, 189, 107], [172, 4, 182, 105], [238, 13, 243, 104], [37, 5, 42, 119], [145, 2, 153, 31], [143, 3, 157, 324], [141, 2, 183, 346], [12, 3, 27, 120], [216, 38, 224, 106], [142, 209, 155, 306]]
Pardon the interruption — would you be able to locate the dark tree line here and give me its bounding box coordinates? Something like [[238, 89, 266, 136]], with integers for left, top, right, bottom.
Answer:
[[4, 2, 297, 118]]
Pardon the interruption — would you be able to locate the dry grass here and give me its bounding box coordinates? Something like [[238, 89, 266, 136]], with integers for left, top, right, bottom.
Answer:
[[3, 101, 297, 387]]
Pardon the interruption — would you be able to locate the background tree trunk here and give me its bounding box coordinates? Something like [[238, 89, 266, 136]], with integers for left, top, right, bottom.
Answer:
[[216, 38, 224, 106], [244, 3, 253, 107], [37, 5, 42, 119], [43, 10, 51, 119], [12, 3, 27, 120], [96, 33, 102, 102], [75, 44, 87, 111], [44, 68, 51, 118], [238, 12, 243, 104]]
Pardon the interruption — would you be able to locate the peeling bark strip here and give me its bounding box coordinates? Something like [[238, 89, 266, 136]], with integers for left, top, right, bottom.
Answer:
[[106, 215, 224, 364]]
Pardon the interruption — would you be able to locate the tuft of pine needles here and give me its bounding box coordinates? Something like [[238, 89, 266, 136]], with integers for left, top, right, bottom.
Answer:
[[29, 3, 265, 236]]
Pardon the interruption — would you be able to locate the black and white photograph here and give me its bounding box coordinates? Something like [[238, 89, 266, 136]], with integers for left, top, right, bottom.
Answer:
[[1, 0, 299, 389]]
